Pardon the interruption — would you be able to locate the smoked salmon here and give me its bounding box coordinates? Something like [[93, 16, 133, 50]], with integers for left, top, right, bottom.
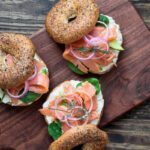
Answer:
[[63, 26, 118, 73], [40, 81, 99, 132]]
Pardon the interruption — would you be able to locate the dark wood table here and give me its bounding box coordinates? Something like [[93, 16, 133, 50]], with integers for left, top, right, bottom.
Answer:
[[0, 0, 150, 149]]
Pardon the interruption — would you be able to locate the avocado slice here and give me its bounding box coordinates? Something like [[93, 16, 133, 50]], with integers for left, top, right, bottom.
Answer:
[[109, 40, 124, 51]]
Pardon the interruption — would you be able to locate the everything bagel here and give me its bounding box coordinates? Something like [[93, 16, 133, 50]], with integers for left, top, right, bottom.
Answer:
[[0, 33, 50, 106], [45, 0, 99, 44], [0, 33, 35, 89], [49, 124, 108, 150]]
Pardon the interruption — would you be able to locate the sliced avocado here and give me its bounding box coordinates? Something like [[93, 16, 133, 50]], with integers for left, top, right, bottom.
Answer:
[[109, 40, 124, 51]]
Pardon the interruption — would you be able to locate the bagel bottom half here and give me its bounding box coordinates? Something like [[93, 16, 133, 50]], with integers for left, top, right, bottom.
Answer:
[[49, 124, 108, 150], [42, 80, 104, 128]]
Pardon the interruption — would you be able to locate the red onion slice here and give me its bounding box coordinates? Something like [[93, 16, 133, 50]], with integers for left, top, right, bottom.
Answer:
[[54, 96, 75, 122], [90, 37, 110, 59], [66, 106, 89, 128], [6, 81, 29, 99], [28, 63, 38, 81], [73, 94, 83, 107], [70, 44, 96, 61], [89, 37, 107, 47], [68, 106, 88, 121], [83, 36, 90, 44]]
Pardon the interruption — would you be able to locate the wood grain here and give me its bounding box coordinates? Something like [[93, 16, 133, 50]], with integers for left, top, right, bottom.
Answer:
[[0, 0, 150, 150]]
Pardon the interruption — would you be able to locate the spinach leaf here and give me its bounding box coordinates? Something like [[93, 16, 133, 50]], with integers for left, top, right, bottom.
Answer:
[[20, 90, 41, 103], [2, 93, 6, 101], [96, 14, 109, 27], [48, 120, 62, 140], [66, 61, 86, 75], [41, 68, 48, 74], [76, 83, 82, 88], [76, 78, 101, 95], [0, 90, 6, 103]]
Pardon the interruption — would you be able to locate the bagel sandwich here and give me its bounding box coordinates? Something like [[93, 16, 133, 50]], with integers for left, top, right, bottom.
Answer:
[[63, 14, 124, 75], [39, 78, 104, 140], [0, 33, 50, 106], [45, 0, 124, 75]]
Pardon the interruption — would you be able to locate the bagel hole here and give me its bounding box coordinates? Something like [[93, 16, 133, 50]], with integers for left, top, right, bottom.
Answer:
[[68, 16, 77, 23], [72, 145, 82, 150]]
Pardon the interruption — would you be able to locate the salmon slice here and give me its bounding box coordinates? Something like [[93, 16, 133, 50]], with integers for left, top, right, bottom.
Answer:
[[80, 60, 100, 73], [62, 122, 71, 132], [69, 50, 101, 73], [63, 46, 88, 73], [66, 94, 83, 106], [63, 81, 76, 95], [88, 111, 99, 123], [8, 84, 24, 105], [35, 60, 45, 71], [84, 95, 98, 111], [77, 82, 96, 102], [29, 73, 49, 94], [93, 51, 116, 66], [62, 120, 79, 132], [28, 60, 49, 94], [90, 26, 117, 41], [39, 105, 69, 118]]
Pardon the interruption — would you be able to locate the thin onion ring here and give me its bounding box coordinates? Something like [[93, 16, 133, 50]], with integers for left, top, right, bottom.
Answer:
[[97, 20, 109, 40], [27, 63, 38, 81], [6, 81, 29, 99], [54, 97, 75, 122], [70, 44, 96, 61], [66, 106, 89, 128]]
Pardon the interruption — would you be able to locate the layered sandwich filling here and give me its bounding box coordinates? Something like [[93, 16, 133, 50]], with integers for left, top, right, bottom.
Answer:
[[63, 14, 124, 74], [40, 78, 104, 140], [0, 53, 49, 106]]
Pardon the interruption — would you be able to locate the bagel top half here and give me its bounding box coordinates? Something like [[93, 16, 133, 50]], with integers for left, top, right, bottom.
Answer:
[[45, 0, 99, 44], [0, 34, 50, 106], [39, 79, 104, 133]]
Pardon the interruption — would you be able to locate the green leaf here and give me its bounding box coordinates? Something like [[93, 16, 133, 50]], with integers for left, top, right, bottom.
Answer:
[[109, 40, 124, 51], [66, 61, 86, 75], [76, 78, 101, 95], [76, 83, 82, 88], [41, 68, 48, 74], [20, 90, 41, 103], [96, 14, 109, 27], [0, 89, 5, 103], [2, 93, 6, 101], [48, 120, 62, 140]]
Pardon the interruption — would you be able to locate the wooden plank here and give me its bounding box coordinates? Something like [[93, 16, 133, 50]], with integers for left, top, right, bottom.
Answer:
[[0, 0, 150, 150]]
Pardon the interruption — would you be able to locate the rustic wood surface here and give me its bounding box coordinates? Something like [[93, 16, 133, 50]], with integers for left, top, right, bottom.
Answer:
[[0, 0, 150, 150]]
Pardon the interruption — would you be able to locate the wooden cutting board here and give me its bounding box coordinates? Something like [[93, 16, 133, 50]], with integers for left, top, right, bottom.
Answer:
[[0, 0, 150, 149]]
